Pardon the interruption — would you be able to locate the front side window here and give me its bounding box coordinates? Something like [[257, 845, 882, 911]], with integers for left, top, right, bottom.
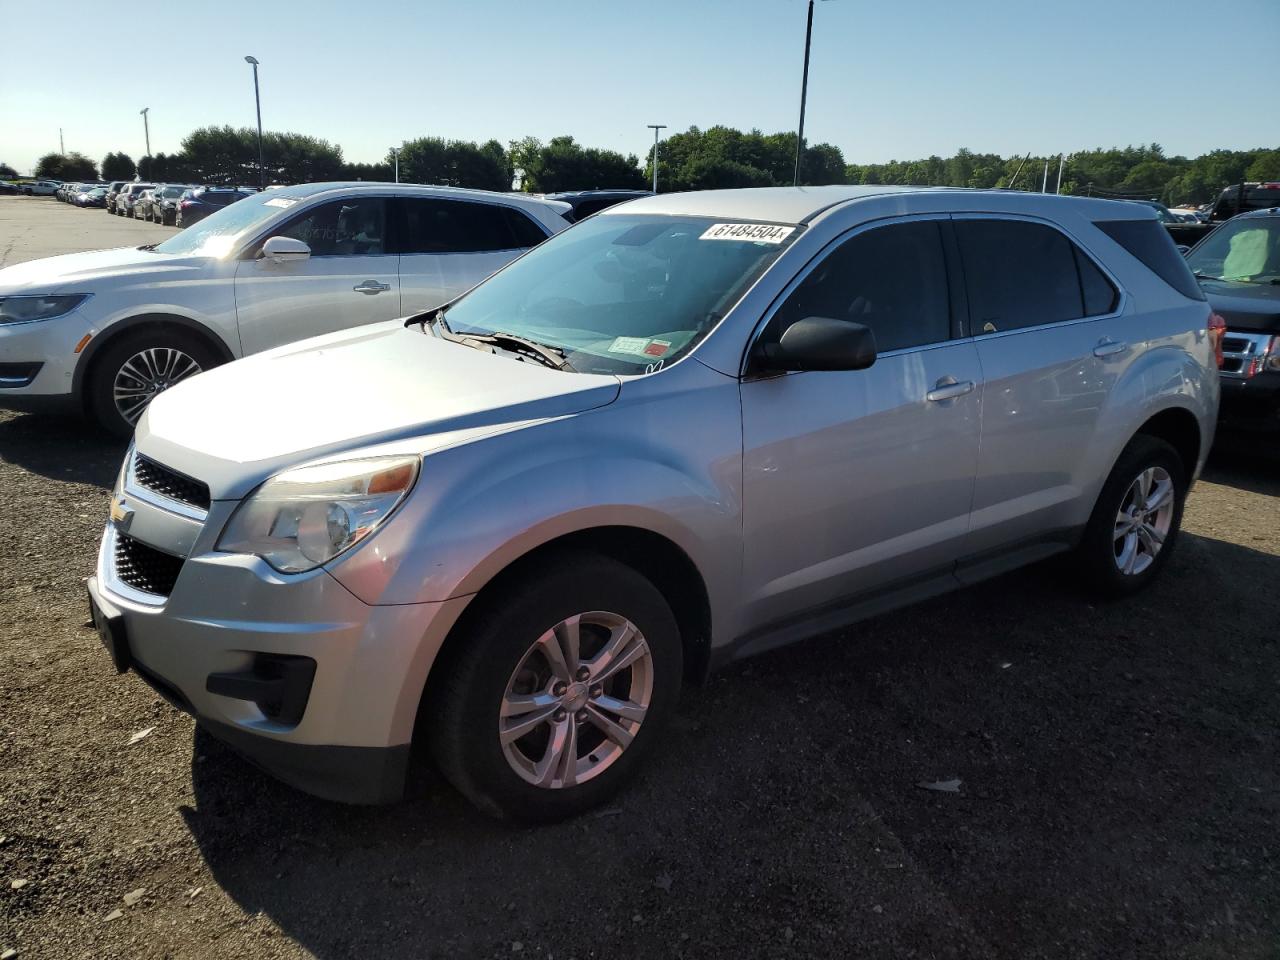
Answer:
[[766, 220, 951, 354], [438, 214, 798, 374], [399, 199, 545, 254], [957, 219, 1109, 333], [274, 198, 385, 257], [1186, 218, 1280, 284]]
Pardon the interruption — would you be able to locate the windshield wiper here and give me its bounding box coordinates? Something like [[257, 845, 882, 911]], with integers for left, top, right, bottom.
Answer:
[[136, 243, 160, 252], [461, 331, 576, 372]]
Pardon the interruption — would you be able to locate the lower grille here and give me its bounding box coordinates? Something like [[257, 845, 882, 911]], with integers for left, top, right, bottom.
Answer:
[[114, 533, 184, 597]]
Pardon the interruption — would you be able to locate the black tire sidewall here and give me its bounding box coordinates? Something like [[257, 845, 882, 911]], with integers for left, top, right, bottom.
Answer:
[[86, 328, 222, 438], [430, 556, 683, 822], [1080, 435, 1187, 597]]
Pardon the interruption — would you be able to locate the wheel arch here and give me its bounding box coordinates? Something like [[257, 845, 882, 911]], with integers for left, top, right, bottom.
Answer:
[[419, 525, 714, 735], [1133, 405, 1202, 477], [72, 313, 237, 405]]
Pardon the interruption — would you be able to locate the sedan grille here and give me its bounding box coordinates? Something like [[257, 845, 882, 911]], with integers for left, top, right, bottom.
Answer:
[[133, 455, 211, 511], [114, 533, 184, 597]]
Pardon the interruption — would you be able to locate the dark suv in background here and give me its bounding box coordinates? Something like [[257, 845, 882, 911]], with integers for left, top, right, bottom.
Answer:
[[175, 187, 257, 227]]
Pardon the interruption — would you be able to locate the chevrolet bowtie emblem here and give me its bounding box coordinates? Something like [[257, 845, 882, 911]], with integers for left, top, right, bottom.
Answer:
[[110, 495, 134, 529]]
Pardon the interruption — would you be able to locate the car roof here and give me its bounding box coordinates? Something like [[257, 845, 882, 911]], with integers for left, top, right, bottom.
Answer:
[[264, 181, 571, 214], [607, 185, 1154, 225], [1239, 206, 1280, 219]]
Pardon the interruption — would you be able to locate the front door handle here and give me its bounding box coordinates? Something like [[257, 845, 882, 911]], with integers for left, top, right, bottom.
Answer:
[[926, 376, 975, 402], [353, 280, 391, 295], [1093, 337, 1128, 358]]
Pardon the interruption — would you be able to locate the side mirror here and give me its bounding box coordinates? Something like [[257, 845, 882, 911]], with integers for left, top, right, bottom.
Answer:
[[262, 236, 311, 264], [1176, 244, 1191, 256], [761, 316, 877, 372]]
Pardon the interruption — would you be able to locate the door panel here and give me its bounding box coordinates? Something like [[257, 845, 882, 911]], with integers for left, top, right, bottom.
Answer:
[[398, 251, 514, 316], [235, 255, 401, 354], [741, 345, 982, 631]]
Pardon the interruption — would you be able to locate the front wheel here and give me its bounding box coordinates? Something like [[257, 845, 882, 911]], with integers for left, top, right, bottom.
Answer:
[[428, 555, 683, 821], [86, 329, 223, 437], [1075, 434, 1188, 597]]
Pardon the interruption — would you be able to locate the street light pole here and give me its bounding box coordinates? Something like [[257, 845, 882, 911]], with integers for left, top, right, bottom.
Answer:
[[139, 107, 151, 160], [244, 56, 265, 188], [647, 124, 666, 193], [793, 0, 815, 186], [390, 147, 400, 183]]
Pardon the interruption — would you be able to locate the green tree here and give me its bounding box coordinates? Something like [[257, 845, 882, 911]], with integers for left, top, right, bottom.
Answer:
[[397, 136, 510, 191], [34, 152, 98, 181], [512, 136, 644, 193], [0, 162, 18, 179], [177, 126, 343, 185], [652, 126, 845, 191], [101, 152, 136, 181]]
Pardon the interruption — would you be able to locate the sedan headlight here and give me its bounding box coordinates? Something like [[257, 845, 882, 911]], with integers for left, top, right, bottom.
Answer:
[[0, 294, 91, 325], [217, 457, 419, 573]]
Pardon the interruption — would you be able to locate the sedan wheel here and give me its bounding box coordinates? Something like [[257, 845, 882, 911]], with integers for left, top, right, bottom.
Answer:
[[112, 346, 203, 425]]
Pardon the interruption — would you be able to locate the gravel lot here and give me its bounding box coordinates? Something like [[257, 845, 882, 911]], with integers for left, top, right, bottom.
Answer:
[[1, 196, 1278, 959]]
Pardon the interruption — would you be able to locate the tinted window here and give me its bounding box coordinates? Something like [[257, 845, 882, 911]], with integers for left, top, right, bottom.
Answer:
[[1074, 247, 1118, 315], [275, 197, 385, 257], [1096, 219, 1205, 301], [772, 220, 951, 353], [400, 199, 539, 254], [957, 220, 1087, 333]]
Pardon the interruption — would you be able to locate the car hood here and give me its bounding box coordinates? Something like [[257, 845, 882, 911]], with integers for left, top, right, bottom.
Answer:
[[0, 246, 212, 295], [1202, 279, 1280, 332], [137, 321, 622, 500]]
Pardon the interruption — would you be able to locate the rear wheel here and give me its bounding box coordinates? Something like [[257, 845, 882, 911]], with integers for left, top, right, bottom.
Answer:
[[428, 555, 682, 821], [87, 328, 223, 437], [1075, 434, 1187, 597]]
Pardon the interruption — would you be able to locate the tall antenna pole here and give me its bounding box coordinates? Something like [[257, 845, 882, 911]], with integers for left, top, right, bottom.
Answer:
[[1041, 158, 1049, 193], [793, 0, 815, 186], [647, 124, 666, 193], [59, 128, 65, 154], [140, 108, 151, 159], [1055, 153, 1065, 194], [1006, 152, 1030, 190]]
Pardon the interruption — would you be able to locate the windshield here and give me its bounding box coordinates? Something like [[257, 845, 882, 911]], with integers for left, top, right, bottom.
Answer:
[[438, 214, 799, 374], [153, 190, 288, 258], [1187, 218, 1280, 283], [160, 187, 185, 198]]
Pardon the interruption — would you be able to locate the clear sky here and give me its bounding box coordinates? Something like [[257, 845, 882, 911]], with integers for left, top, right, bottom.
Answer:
[[2, 0, 1276, 176]]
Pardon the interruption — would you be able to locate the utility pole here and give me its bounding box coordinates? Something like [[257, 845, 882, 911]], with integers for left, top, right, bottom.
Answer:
[[245, 56, 265, 188], [793, 0, 816, 185], [140, 108, 151, 159], [390, 147, 400, 183], [1041, 158, 1049, 193], [647, 125, 666, 193], [1055, 153, 1065, 194], [59, 128, 65, 154]]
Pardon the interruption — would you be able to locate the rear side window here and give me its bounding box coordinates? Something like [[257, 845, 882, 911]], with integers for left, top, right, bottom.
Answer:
[[1095, 219, 1206, 301], [399, 199, 545, 254], [771, 219, 951, 353], [956, 220, 1113, 333]]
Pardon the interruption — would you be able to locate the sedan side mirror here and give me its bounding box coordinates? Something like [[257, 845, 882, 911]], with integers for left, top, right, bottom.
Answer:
[[760, 316, 877, 372], [1176, 244, 1191, 256], [262, 236, 311, 264]]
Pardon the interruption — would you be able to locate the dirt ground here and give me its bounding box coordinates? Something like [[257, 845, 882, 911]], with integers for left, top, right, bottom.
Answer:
[[1, 197, 1277, 959]]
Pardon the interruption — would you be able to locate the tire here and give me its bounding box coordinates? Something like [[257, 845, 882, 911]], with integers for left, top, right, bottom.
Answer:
[[428, 554, 683, 822], [86, 327, 224, 437], [1075, 434, 1188, 598]]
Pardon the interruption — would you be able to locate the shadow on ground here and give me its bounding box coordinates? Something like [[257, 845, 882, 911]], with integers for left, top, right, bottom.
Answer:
[[0, 411, 125, 489], [182, 530, 1280, 959]]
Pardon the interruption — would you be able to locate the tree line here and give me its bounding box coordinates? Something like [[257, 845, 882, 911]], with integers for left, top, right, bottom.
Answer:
[[20, 128, 1279, 206]]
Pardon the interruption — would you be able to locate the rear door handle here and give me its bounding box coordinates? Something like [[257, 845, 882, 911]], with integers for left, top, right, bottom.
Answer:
[[1093, 337, 1128, 358], [926, 377, 975, 402], [353, 280, 391, 295]]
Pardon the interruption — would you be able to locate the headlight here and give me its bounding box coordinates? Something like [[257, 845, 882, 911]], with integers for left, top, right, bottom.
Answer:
[[0, 294, 91, 325], [216, 456, 419, 573]]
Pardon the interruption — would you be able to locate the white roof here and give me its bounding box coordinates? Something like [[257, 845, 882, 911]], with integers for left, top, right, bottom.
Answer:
[[607, 185, 1155, 225]]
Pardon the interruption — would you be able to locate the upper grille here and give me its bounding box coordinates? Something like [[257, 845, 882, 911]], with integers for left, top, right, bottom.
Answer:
[[114, 533, 184, 597], [133, 455, 211, 511]]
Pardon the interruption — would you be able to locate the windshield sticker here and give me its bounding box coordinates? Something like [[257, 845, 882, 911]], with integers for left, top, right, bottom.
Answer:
[[608, 336, 654, 357], [264, 197, 298, 208], [643, 339, 671, 357], [700, 223, 795, 244]]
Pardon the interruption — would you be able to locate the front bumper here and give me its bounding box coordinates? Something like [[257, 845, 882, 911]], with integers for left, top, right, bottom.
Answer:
[[0, 309, 93, 407], [89, 499, 470, 803]]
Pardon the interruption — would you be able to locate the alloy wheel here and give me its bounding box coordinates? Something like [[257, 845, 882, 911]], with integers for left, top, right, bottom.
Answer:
[[112, 347, 203, 425], [1113, 466, 1174, 576], [499, 611, 653, 789]]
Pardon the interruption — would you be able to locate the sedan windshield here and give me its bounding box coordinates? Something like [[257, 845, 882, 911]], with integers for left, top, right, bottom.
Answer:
[[153, 191, 286, 258], [1187, 218, 1280, 283], [438, 214, 799, 374]]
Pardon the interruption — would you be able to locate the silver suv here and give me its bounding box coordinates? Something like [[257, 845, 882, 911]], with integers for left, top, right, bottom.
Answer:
[[87, 186, 1219, 821]]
